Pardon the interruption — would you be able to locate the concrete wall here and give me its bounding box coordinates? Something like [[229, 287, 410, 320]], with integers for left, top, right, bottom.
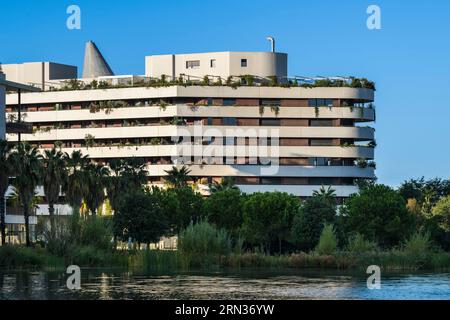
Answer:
[[145, 52, 288, 80], [2, 62, 77, 89]]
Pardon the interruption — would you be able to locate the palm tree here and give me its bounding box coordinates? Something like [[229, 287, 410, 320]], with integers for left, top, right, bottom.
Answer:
[[84, 163, 110, 216], [64, 150, 89, 216], [0, 140, 13, 245], [10, 143, 43, 247], [163, 165, 191, 189], [312, 185, 337, 203], [107, 158, 147, 214], [209, 177, 239, 194], [43, 148, 67, 238]]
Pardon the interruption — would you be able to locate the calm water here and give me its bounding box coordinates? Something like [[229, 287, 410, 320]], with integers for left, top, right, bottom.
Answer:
[[0, 269, 449, 300]]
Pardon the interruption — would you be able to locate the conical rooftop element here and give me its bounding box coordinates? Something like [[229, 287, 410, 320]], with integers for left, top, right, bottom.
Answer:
[[82, 41, 114, 78]]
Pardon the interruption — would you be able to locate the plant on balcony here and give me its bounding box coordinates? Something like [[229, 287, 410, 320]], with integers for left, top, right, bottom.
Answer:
[[340, 142, 355, 148], [259, 105, 265, 116], [150, 138, 161, 146], [84, 134, 96, 149], [314, 105, 320, 118], [267, 76, 278, 87], [202, 75, 210, 86], [98, 81, 111, 89], [159, 100, 168, 111], [170, 117, 185, 126], [88, 80, 98, 89], [368, 140, 377, 148], [356, 158, 368, 168], [269, 105, 280, 116], [6, 113, 17, 123], [240, 75, 255, 86], [62, 79, 85, 90]]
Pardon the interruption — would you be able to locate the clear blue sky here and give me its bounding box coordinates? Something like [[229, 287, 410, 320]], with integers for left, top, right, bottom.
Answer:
[[1, 0, 449, 187]]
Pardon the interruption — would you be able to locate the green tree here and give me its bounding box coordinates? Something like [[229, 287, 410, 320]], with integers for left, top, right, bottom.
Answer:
[[242, 192, 299, 254], [114, 189, 168, 245], [209, 177, 239, 194], [42, 148, 67, 238], [432, 196, 450, 231], [0, 140, 13, 245], [84, 163, 110, 216], [106, 158, 147, 214], [167, 187, 205, 234], [342, 184, 415, 248], [291, 195, 337, 251], [163, 166, 191, 188], [64, 151, 89, 216], [205, 188, 243, 237], [427, 196, 450, 250], [10, 143, 43, 247], [315, 224, 338, 255]]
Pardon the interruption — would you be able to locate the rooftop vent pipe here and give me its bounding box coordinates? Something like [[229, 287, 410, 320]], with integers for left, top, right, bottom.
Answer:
[[266, 36, 276, 53]]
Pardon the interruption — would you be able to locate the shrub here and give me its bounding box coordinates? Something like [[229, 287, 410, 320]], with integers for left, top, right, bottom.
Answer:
[[403, 231, 432, 256], [0, 246, 45, 269], [315, 224, 337, 255], [79, 216, 114, 251], [179, 221, 231, 268], [70, 245, 110, 267], [346, 233, 378, 254]]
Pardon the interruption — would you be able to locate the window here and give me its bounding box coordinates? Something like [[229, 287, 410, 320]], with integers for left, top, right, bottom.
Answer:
[[223, 117, 237, 125], [186, 60, 200, 69], [223, 99, 237, 106], [261, 99, 281, 106], [210, 59, 216, 68], [260, 119, 281, 126], [308, 99, 334, 107], [241, 59, 248, 67], [310, 139, 334, 146], [310, 119, 333, 127]]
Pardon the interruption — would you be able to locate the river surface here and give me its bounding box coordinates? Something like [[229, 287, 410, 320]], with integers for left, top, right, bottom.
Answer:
[[0, 269, 449, 300]]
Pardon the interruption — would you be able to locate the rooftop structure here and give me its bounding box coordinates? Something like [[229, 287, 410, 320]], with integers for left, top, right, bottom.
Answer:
[[145, 51, 287, 81], [1, 62, 77, 90], [82, 41, 114, 78]]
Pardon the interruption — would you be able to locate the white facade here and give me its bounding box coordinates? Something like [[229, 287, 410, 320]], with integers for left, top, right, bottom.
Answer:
[[145, 52, 288, 80], [1, 62, 77, 90], [5, 85, 376, 201]]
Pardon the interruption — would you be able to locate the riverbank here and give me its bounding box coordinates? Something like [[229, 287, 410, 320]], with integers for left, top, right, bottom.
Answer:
[[2, 245, 450, 272]]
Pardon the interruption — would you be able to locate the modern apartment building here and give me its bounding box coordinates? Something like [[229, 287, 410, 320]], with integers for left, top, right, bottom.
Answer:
[[3, 47, 377, 219]]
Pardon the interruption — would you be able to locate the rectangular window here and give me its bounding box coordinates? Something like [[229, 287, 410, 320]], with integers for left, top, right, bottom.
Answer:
[[241, 59, 248, 67], [260, 119, 281, 126], [223, 99, 237, 106], [261, 99, 281, 106], [308, 99, 334, 107], [210, 59, 216, 68], [310, 139, 334, 146], [310, 119, 333, 127], [223, 117, 237, 125], [186, 60, 200, 69]]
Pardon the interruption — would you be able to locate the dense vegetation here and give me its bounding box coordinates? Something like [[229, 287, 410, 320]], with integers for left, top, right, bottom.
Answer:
[[1, 141, 450, 271], [57, 76, 376, 92]]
